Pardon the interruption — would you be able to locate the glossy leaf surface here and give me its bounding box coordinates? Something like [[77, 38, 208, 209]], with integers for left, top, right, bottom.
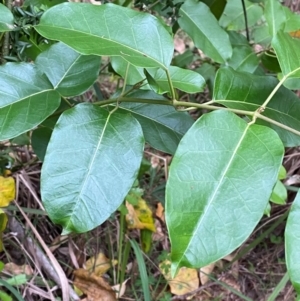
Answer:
[[111, 58, 205, 93], [214, 67, 300, 146], [148, 66, 206, 93], [32, 127, 53, 161], [36, 42, 101, 97], [272, 31, 300, 89], [36, 3, 173, 69], [227, 46, 259, 73], [0, 4, 14, 32], [116, 90, 194, 154], [178, 0, 232, 63], [0, 63, 60, 140], [264, 0, 286, 36], [200, 0, 227, 19], [41, 103, 144, 234], [220, 0, 263, 31], [166, 110, 283, 271], [285, 191, 300, 295]]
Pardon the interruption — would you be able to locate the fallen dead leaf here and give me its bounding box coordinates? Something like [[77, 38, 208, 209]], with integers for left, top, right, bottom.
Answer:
[[112, 278, 129, 298], [155, 202, 165, 222], [199, 262, 215, 285], [160, 260, 199, 297], [85, 252, 117, 276], [4, 262, 33, 276], [74, 269, 116, 301]]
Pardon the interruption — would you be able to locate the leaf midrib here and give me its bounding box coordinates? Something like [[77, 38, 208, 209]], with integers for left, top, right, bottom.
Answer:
[[178, 122, 250, 265], [65, 110, 112, 230], [37, 25, 166, 69]]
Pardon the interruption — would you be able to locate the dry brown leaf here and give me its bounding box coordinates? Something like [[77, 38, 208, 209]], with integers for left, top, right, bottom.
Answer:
[[199, 263, 215, 285], [155, 202, 165, 222], [74, 269, 116, 301], [112, 278, 129, 298], [160, 260, 199, 297], [85, 252, 117, 276], [4, 262, 33, 276]]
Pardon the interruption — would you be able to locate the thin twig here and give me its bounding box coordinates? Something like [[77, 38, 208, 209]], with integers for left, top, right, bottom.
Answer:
[[12, 201, 79, 300]]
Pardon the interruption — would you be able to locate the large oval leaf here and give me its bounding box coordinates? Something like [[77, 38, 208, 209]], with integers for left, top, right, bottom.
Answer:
[[166, 110, 283, 271], [178, 0, 232, 63], [0, 3, 15, 32], [285, 191, 300, 296], [36, 42, 101, 97], [41, 103, 144, 234], [35, 3, 173, 69], [214, 67, 300, 147], [0, 63, 60, 140]]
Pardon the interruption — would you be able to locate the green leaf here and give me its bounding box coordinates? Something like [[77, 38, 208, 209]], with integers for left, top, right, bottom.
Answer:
[[0, 63, 60, 141], [227, 45, 259, 73], [41, 103, 144, 234], [278, 165, 286, 180], [200, 0, 227, 20], [111, 57, 148, 89], [261, 51, 281, 73], [272, 31, 300, 89], [220, 0, 263, 31], [178, 0, 232, 63], [285, 190, 300, 296], [0, 4, 15, 32], [148, 66, 206, 93], [213, 67, 300, 147], [172, 50, 194, 68], [195, 63, 216, 95], [111, 59, 205, 94], [252, 24, 272, 46], [264, 0, 287, 37], [116, 90, 194, 154], [166, 110, 284, 271], [270, 180, 287, 205], [228, 31, 249, 47], [35, 3, 173, 69], [31, 127, 52, 161], [36, 42, 101, 97]]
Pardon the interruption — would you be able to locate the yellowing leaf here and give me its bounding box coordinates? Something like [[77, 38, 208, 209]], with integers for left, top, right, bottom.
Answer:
[[289, 30, 300, 39], [125, 198, 156, 232], [159, 260, 199, 297], [0, 176, 15, 207], [0, 209, 7, 252], [85, 252, 117, 277]]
